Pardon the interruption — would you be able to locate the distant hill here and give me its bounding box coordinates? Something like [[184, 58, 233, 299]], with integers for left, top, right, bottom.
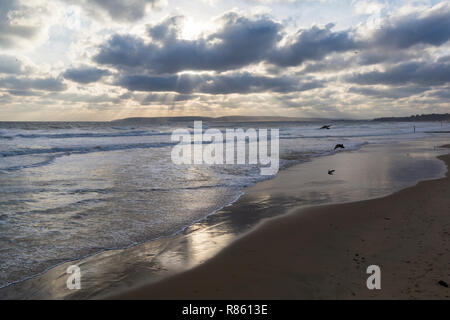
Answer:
[[111, 116, 342, 124], [373, 113, 450, 122], [111, 116, 212, 124]]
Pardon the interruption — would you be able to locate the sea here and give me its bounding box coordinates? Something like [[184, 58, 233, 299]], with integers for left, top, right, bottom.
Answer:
[[0, 119, 449, 288]]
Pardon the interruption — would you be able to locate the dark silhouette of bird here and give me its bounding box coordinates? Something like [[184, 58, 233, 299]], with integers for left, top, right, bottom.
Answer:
[[334, 144, 345, 150], [328, 170, 335, 175], [320, 125, 331, 130]]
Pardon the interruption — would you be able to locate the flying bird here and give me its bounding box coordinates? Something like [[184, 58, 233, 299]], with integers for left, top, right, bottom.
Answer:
[[328, 170, 335, 175], [320, 125, 331, 130], [334, 144, 345, 150]]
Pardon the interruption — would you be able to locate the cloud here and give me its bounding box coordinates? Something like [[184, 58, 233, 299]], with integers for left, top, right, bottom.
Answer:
[[63, 65, 110, 83], [354, 0, 385, 15], [95, 13, 282, 73], [0, 93, 12, 103], [147, 16, 184, 42], [0, 76, 67, 92], [282, 3, 450, 69], [347, 60, 450, 86], [6, 89, 43, 96], [368, 2, 450, 50], [116, 72, 323, 94], [46, 92, 121, 103], [268, 24, 358, 67], [3, 1, 450, 120], [0, 55, 25, 74], [426, 88, 450, 100], [95, 16, 359, 73], [0, 0, 40, 48], [354, 49, 425, 66], [349, 86, 431, 99], [63, 0, 162, 22], [93, 4, 450, 77], [298, 55, 355, 74]]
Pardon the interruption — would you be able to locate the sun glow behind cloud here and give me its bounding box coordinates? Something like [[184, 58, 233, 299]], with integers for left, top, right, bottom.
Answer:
[[181, 17, 213, 40]]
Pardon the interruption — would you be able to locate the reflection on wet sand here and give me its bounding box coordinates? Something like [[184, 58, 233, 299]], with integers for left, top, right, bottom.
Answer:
[[0, 139, 448, 299]]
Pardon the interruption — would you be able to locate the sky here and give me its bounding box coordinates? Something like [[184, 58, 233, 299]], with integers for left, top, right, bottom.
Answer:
[[0, 0, 449, 121]]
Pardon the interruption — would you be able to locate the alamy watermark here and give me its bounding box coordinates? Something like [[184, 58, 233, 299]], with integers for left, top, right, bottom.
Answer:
[[366, 265, 381, 290], [170, 121, 279, 176], [66, 265, 81, 290]]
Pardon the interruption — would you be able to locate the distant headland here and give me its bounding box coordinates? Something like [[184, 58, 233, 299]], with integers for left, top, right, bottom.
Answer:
[[373, 113, 450, 122], [112, 113, 450, 124], [110, 116, 340, 124]]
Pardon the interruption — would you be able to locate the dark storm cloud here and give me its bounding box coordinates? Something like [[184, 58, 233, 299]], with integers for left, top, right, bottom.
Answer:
[[0, 76, 67, 92], [341, 4, 450, 68], [94, 35, 149, 69], [268, 24, 358, 67], [147, 16, 184, 42], [64, 0, 161, 22], [63, 66, 110, 84], [117, 74, 197, 93], [94, 6, 450, 77], [94, 13, 282, 73], [95, 17, 358, 73], [349, 86, 431, 99], [300, 49, 430, 76], [116, 72, 322, 94], [347, 60, 450, 86], [437, 55, 450, 63], [0, 0, 39, 48], [296, 50, 429, 76], [296, 4, 450, 73], [289, 3, 448, 78], [369, 4, 450, 50]]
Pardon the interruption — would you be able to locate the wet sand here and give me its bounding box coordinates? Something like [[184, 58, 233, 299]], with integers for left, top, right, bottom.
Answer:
[[112, 150, 450, 299], [1, 141, 448, 299]]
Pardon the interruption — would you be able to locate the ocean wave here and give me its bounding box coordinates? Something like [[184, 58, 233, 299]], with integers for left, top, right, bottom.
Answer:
[[279, 132, 415, 140], [0, 142, 176, 158], [0, 130, 173, 140], [0, 156, 58, 173]]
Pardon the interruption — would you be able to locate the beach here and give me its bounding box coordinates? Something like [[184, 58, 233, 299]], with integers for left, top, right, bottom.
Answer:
[[2, 0, 450, 303], [0, 128, 448, 299], [110, 145, 450, 300]]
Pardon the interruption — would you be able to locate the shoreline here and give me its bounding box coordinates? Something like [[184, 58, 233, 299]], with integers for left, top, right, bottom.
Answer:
[[0, 140, 448, 299], [110, 147, 450, 300], [0, 140, 374, 295]]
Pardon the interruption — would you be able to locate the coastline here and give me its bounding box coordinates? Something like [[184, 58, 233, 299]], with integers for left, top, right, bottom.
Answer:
[[1, 140, 448, 299], [110, 146, 450, 300]]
